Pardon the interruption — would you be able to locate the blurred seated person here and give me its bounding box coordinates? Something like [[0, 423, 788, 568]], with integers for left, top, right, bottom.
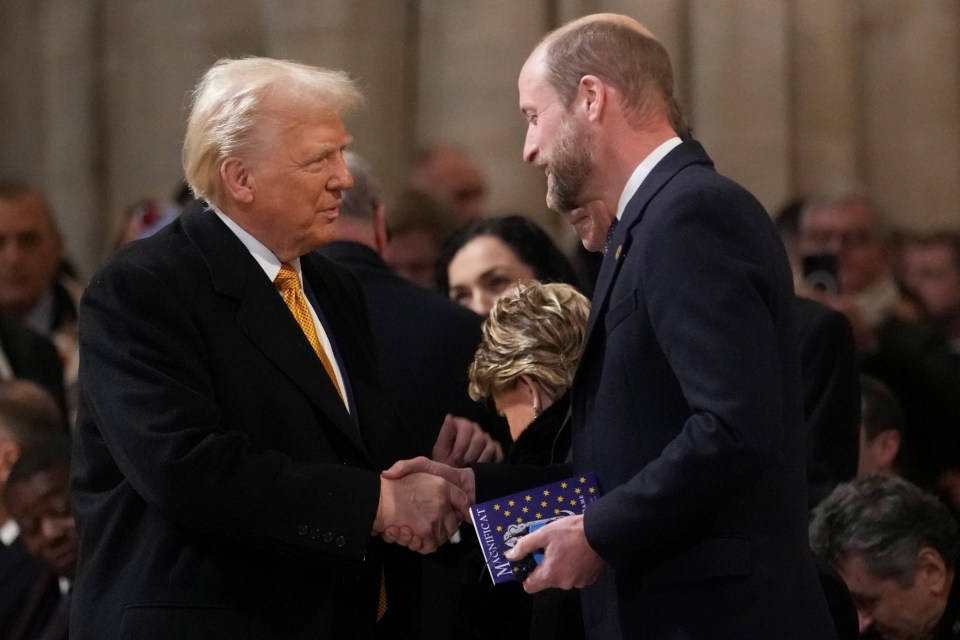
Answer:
[[4, 435, 74, 640], [383, 188, 458, 289], [796, 193, 921, 349], [810, 475, 960, 640], [857, 374, 905, 478], [0, 181, 81, 418], [797, 193, 960, 492], [468, 282, 590, 465], [899, 231, 960, 376], [436, 215, 582, 316], [407, 144, 488, 223], [0, 380, 67, 638]]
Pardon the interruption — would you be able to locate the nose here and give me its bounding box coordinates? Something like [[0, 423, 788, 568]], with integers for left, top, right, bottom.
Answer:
[[329, 154, 354, 191], [467, 290, 492, 317], [40, 516, 66, 543], [523, 126, 538, 165]]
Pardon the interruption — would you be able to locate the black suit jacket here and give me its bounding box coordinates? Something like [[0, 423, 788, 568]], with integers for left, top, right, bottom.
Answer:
[[795, 297, 860, 507], [71, 209, 403, 639], [0, 312, 66, 411], [318, 240, 505, 454], [319, 241, 513, 639], [0, 538, 59, 639]]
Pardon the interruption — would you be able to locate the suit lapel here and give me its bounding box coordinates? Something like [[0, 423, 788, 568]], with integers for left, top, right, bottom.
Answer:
[[181, 209, 369, 457], [580, 141, 715, 366]]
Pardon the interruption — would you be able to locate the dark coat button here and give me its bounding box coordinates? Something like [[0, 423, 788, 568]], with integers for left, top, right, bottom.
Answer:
[[336, 535, 347, 548], [310, 528, 321, 540], [322, 531, 334, 543], [297, 525, 308, 536]]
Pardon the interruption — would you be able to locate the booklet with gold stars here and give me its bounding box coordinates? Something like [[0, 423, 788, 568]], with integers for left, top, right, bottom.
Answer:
[[468, 473, 602, 585]]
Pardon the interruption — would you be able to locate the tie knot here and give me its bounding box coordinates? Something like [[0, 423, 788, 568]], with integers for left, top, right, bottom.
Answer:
[[275, 264, 300, 292]]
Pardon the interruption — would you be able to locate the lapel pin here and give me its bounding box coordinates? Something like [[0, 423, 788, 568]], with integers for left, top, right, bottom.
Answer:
[[615, 245, 623, 260]]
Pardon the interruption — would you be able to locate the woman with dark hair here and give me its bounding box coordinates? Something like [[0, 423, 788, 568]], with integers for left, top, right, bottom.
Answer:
[[435, 215, 581, 315]]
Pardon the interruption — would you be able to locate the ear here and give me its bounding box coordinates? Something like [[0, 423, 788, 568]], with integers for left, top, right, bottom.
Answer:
[[516, 375, 540, 412], [916, 547, 949, 596], [372, 203, 388, 256], [578, 75, 607, 123], [220, 157, 255, 204], [0, 439, 21, 484]]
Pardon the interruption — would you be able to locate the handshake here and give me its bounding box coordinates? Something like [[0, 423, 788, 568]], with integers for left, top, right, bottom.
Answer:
[[371, 414, 500, 553]]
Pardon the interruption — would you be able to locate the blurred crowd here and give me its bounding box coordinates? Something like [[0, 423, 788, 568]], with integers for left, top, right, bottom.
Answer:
[[1, 134, 959, 639]]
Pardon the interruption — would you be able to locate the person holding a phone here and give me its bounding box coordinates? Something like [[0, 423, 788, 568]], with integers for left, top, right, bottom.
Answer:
[[797, 193, 960, 497]]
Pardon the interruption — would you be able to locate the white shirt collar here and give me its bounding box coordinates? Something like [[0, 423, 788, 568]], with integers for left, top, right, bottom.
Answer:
[[1, 518, 19, 545], [212, 207, 302, 281], [616, 137, 683, 220]]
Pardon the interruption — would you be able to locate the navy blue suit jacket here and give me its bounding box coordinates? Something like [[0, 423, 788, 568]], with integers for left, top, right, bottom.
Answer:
[[572, 140, 836, 638], [71, 209, 402, 639], [478, 141, 837, 639]]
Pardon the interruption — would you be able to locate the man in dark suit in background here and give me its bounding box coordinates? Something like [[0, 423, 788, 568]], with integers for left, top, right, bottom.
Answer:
[[319, 151, 507, 458], [318, 150, 503, 637], [0, 182, 82, 416], [0, 312, 66, 412], [795, 296, 860, 507], [70, 57, 468, 640], [387, 13, 837, 639]]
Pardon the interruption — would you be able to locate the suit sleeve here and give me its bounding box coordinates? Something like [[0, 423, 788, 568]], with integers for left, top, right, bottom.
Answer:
[[798, 302, 860, 506], [77, 259, 381, 571], [583, 186, 796, 568]]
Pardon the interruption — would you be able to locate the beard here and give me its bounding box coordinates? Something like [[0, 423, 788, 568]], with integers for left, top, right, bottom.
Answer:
[[545, 113, 595, 213]]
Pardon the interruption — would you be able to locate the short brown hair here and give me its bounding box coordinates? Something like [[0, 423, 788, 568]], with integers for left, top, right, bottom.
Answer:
[[543, 19, 689, 137]]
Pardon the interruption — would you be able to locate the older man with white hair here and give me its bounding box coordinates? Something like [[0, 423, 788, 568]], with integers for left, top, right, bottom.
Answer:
[[70, 57, 468, 640]]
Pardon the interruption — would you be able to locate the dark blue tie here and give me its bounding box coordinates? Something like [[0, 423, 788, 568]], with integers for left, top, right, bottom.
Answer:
[[603, 218, 619, 254]]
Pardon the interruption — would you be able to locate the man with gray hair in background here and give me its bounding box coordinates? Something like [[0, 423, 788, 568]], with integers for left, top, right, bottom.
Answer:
[[810, 475, 960, 640], [70, 57, 468, 639], [319, 151, 506, 638]]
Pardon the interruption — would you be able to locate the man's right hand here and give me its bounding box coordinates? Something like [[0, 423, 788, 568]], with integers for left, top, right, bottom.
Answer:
[[373, 471, 469, 553], [382, 456, 476, 504]]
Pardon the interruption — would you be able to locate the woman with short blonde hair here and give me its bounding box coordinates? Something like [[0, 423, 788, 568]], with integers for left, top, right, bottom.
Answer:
[[468, 281, 589, 461]]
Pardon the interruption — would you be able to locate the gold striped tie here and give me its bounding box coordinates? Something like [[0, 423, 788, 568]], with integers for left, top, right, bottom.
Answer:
[[274, 264, 343, 402], [378, 570, 388, 621]]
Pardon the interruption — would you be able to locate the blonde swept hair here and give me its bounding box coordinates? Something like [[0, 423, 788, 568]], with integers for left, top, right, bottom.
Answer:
[[468, 282, 590, 402], [182, 57, 363, 207]]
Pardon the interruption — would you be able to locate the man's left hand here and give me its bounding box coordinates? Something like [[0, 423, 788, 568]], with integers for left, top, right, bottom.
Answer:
[[504, 514, 607, 593], [431, 414, 503, 467]]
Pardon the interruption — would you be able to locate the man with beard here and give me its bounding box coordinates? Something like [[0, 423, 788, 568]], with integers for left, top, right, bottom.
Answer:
[[385, 13, 837, 639]]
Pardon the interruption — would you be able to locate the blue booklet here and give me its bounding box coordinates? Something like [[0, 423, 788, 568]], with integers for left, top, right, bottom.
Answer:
[[468, 473, 602, 584]]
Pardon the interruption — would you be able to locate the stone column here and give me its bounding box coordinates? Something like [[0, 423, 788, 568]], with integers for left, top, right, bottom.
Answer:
[[260, 1, 411, 200], [791, 0, 862, 197], [860, 0, 960, 230], [417, 0, 549, 227], [688, 0, 792, 213]]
